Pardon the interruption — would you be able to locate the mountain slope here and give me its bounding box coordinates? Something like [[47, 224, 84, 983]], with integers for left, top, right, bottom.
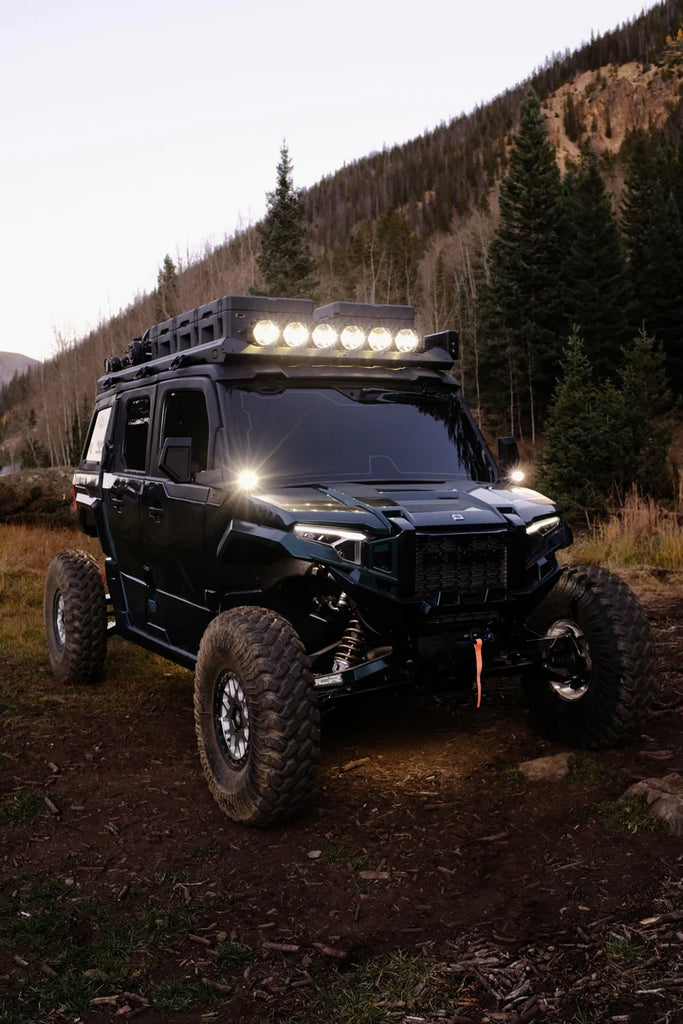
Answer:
[[0, 352, 39, 388], [3, 1, 683, 465]]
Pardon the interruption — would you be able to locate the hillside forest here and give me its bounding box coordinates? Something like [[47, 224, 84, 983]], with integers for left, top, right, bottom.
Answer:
[[3, 0, 683, 518]]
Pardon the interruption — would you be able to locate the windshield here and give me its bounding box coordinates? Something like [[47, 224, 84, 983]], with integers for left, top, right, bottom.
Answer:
[[223, 385, 496, 485]]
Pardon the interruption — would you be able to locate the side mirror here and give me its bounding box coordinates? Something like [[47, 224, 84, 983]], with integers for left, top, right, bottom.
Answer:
[[497, 436, 520, 473], [160, 437, 193, 483]]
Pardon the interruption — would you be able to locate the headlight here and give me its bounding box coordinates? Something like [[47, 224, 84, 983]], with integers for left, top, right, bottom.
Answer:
[[294, 524, 367, 565], [236, 469, 259, 490], [526, 515, 561, 536]]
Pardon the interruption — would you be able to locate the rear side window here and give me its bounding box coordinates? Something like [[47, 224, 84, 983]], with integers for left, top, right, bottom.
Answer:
[[83, 407, 112, 464], [160, 390, 209, 474], [124, 396, 151, 471]]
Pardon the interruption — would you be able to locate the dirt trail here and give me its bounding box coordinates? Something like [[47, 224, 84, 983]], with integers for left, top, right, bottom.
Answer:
[[1, 576, 681, 1023]]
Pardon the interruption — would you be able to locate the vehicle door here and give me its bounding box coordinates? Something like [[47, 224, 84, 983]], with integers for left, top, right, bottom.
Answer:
[[101, 387, 155, 626], [140, 380, 218, 651]]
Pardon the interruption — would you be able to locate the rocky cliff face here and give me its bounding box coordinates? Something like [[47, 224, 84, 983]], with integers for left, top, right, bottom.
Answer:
[[544, 47, 683, 173]]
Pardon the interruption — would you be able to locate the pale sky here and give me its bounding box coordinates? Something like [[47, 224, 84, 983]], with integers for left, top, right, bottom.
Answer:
[[1, 0, 659, 361]]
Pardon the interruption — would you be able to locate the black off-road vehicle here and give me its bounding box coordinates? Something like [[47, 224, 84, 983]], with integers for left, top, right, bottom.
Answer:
[[44, 295, 653, 825]]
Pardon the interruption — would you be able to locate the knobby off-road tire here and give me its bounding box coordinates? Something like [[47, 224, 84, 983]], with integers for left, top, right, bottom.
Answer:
[[523, 564, 654, 748], [44, 550, 107, 685], [194, 606, 320, 826]]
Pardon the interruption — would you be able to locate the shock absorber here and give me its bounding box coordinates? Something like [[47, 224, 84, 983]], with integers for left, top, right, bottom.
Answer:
[[332, 619, 365, 672]]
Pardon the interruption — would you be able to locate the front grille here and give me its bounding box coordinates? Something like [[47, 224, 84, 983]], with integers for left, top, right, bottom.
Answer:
[[414, 532, 508, 600]]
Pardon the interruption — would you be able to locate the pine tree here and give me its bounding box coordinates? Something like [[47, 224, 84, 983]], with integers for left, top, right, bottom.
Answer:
[[347, 208, 417, 305], [538, 329, 630, 516], [255, 143, 316, 298], [621, 130, 683, 392], [563, 93, 583, 142], [539, 330, 603, 513], [539, 328, 674, 516], [155, 254, 180, 322], [563, 148, 632, 377], [618, 329, 673, 495], [479, 88, 567, 438]]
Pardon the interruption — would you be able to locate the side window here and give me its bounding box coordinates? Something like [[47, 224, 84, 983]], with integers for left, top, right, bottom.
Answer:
[[160, 390, 209, 475], [123, 396, 151, 471], [83, 407, 112, 464]]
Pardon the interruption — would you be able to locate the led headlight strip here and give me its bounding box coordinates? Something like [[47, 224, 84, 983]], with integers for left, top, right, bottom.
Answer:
[[293, 523, 367, 564], [525, 515, 561, 536], [251, 318, 420, 354]]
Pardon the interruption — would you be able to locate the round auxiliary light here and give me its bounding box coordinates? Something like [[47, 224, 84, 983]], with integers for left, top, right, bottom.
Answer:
[[395, 328, 419, 353], [340, 325, 366, 350], [253, 319, 280, 347], [283, 321, 309, 348], [312, 323, 338, 349], [236, 469, 259, 491], [368, 327, 392, 352]]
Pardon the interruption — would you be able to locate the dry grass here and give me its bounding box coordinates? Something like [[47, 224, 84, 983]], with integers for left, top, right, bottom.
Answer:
[[569, 491, 683, 571], [0, 523, 101, 577], [0, 526, 103, 644], [0, 523, 180, 712]]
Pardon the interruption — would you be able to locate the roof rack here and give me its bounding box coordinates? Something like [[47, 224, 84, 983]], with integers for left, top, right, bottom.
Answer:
[[100, 294, 458, 390]]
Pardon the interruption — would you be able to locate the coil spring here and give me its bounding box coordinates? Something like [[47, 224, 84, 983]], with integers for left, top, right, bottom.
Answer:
[[332, 619, 365, 672]]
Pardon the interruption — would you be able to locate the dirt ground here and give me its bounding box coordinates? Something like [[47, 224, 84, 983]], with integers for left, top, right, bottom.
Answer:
[[1, 564, 681, 1024]]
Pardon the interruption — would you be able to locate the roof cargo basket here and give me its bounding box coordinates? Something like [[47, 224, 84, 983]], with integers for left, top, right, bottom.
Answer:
[[148, 295, 314, 361]]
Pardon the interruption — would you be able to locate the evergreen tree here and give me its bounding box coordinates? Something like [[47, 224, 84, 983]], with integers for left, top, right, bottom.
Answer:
[[155, 254, 180, 322], [538, 329, 621, 515], [479, 88, 567, 439], [256, 143, 316, 298], [563, 148, 632, 377], [347, 208, 417, 305], [621, 130, 683, 392], [618, 329, 673, 495], [20, 407, 50, 468], [539, 328, 673, 517], [563, 93, 583, 142]]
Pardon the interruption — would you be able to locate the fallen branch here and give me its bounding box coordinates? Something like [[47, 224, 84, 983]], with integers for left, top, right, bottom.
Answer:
[[341, 757, 370, 772], [201, 978, 232, 993], [312, 941, 348, 960], [43, 796, 59, 815]]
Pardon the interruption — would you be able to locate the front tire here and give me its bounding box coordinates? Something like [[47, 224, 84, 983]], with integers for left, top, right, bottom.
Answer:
[[523, 565, 653, 748], [194, 606, 320, 826], [44, 550, 107, 685]]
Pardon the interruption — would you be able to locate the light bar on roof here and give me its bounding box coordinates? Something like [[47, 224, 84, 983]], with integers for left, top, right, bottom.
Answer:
[[101, 295, 459, 388], [247, 300, 422, 356]]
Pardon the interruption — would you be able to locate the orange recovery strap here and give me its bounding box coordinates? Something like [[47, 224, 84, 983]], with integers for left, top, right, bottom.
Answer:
[[474, 637, 483, 708]]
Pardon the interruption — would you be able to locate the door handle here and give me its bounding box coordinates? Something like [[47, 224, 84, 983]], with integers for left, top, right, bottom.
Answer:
[[110, 495, 124, 512], [148, 506, 164, 523]]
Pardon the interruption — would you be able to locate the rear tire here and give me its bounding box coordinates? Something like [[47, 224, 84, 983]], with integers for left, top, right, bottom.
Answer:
[[523, 565, 653, 748], [44, 550, 107, 685], [194, 606, 320, 825]]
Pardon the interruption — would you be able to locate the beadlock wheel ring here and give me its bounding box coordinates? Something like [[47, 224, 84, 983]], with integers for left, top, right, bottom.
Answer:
[[214, 671, 251, 765], [543, 618, 592, 702], [53, 591, 66, 650]]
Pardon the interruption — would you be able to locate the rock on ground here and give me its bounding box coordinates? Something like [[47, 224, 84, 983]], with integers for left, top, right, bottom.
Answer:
[[518, 752, 574, 781], [623, 772, 683, 835]]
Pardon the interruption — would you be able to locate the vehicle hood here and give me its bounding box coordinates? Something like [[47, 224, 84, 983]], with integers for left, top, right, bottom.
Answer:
[[256, 480, 558, 534]]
